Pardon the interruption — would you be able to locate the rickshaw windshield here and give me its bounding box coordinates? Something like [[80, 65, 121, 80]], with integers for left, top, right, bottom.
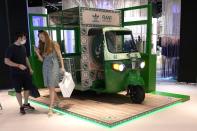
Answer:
[[105, 31, 138, 53]]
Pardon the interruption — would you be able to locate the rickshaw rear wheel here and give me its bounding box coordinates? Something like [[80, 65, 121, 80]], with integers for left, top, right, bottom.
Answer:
[[128, 85, 145, 104]]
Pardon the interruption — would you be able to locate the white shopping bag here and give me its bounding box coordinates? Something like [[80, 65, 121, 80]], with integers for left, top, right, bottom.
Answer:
[[59, 72, 75, 98]]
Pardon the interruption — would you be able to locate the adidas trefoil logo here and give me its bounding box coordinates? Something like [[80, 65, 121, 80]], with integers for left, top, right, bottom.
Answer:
[[92, 13, 99, 22]]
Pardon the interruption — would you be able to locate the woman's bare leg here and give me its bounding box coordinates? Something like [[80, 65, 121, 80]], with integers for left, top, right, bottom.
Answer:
[[48, 87, 56, 116], [54, 89, 60, 101]]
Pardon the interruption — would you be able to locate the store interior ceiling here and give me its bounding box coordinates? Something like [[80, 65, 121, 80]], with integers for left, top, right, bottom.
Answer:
[[28, 0, 62, 12], [28, 0, 162, 15]]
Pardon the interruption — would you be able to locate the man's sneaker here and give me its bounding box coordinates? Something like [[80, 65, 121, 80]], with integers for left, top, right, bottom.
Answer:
[[23, 103, 35, 110], [20, 106, 26, 115]]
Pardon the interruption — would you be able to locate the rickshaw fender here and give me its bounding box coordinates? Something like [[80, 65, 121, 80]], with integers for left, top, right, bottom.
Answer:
[[125, 72, 144, 88]]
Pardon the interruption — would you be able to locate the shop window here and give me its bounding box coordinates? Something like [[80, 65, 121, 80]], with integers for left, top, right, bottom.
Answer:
[[32, 16, 47, 27], [124, 8, 147, 22], [125, 25, 147, 53], [61, 30, 76, 54]]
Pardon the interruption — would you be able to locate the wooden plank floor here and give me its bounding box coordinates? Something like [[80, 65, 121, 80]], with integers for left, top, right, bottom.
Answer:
[[31, 89, 181, 126]]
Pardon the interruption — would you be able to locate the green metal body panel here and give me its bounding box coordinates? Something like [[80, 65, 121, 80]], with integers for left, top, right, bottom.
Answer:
[[90, 60, 144, 93], [121, 3, 156, 93], [29, 56, 44, 88], [28, 14, 47, 88], [141, 54, 156, 92], [126, 69, 144, 87]]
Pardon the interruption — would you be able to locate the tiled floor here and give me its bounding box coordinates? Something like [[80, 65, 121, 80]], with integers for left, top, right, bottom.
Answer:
[[0, 82, 197, 131]]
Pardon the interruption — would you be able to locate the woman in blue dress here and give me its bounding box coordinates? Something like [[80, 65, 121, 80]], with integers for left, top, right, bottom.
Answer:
[[34, 31, 65, 116]]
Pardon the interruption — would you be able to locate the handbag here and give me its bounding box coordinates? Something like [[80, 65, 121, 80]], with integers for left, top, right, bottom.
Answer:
[[59, 72, 75, 98], [28, 75, 40, 98], [29, 85, 40, 98]]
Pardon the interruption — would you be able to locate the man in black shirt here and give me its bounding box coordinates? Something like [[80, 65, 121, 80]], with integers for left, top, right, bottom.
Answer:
[[4, 33, 35, 114]]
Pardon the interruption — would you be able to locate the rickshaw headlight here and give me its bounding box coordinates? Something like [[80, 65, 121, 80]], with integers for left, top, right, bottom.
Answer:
[[112, 64, 125, 72], [140, 61, 145, 69]]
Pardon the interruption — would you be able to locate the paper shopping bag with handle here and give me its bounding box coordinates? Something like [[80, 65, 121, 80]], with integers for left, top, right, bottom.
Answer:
[[59, 72, 75, 98]]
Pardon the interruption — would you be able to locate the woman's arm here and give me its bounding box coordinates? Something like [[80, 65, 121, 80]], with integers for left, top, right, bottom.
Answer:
[[54, 43, 65, 71], [34, 46, 43, 62]]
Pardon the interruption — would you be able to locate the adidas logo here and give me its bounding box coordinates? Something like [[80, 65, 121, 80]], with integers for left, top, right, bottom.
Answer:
[[92, 13, 99, 22]]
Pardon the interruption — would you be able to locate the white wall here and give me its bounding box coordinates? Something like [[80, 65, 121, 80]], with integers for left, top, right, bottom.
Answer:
[[28, 7, 47, 14]]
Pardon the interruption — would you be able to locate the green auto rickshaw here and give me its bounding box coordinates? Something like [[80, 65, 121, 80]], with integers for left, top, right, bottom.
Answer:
[[71, 27, 146, 104]]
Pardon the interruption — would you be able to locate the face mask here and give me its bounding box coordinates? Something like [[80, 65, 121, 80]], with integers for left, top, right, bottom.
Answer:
[[20, 40, 26, 45]]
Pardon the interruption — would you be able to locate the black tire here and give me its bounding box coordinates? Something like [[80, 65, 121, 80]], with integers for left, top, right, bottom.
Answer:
[[129, 85, 145, 104]]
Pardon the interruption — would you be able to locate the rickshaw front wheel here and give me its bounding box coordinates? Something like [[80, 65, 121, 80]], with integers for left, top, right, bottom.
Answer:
[[128, 85, 145, 104]]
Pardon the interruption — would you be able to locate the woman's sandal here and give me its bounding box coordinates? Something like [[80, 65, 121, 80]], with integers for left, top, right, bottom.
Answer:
[[54, 100, 62, 108], [48, 107, 53, 117]]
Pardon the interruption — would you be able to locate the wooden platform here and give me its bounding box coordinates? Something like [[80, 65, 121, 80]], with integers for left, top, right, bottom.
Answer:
[[30, 89, 182, 127]]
